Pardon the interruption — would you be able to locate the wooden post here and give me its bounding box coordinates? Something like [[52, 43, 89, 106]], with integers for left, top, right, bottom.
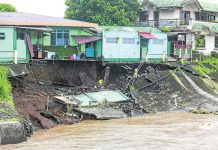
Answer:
[[14, 50, 18, 64], [103, 67, 110, 87]]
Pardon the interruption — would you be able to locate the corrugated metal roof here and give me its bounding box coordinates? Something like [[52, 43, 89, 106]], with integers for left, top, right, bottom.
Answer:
[[73, 36, 102, 44], [76, 108, 127, 119], [0, 12, 98, 28], [192, 20, 218, 33], [149, 0, 186, 8], [198, 0, 218, 13], [146, 0, 218, 12], [98, 26, 161, 33], [16, 26, 53, 32], [139, 32, 156, 39], [73, 90, 130, 107]]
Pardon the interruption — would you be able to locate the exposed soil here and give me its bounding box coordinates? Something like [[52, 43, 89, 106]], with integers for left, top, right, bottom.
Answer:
[[10, 62, 218, 132]]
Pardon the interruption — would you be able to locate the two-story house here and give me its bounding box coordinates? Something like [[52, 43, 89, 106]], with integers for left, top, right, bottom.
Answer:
[[137, 0, 218, 59]]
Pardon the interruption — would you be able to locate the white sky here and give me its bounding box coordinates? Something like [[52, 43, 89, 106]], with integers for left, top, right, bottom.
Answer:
[[0, 0, 66, 18]]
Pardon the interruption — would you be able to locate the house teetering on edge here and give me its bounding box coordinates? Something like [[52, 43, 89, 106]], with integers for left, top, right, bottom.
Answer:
[[137, 0, 218, 58], [0, 12, 98, 63]]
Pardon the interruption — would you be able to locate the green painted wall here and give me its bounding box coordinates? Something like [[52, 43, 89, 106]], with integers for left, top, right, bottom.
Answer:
[[141, 39, 148, 59], [0, 27, 15, 63], [30, 31, 43, 45], [43, 46, 77, 57], [96, 40, 102, 58], [43, 26, 94, 47], [43, 33, 51, 46]]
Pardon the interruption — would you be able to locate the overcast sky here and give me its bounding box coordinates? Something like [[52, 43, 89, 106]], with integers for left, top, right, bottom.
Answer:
[[0, 0, 66, 18]]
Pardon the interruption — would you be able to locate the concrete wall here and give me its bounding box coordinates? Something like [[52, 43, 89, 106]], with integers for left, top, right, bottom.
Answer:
[[183, 2, 199, 19], [0, 121, 26, 145], [102, 31, 140, 62], [195, 35, 215, 55]]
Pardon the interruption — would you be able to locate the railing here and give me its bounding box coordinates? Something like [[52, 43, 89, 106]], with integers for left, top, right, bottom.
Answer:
[[135, 19, 190, 29], [0, 50, 18, 64], [174, 41, 192, 50]]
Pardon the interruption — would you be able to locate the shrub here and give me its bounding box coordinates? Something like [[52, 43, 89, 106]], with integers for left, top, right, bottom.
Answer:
[[0, 66, 12, 103]]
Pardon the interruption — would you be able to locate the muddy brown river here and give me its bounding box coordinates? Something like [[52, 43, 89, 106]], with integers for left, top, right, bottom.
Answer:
[[2, 112, 218, 150]]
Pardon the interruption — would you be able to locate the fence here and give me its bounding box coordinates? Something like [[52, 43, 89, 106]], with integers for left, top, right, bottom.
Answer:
[[0, 50, 27, 64]]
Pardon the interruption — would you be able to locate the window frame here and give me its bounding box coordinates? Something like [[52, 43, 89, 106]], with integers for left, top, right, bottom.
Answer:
[[196, 35, 206, 48], [51, 29, 70, 46], [215, 36, 218, 48], [123, 38, 135, 44], [0, 32, 6, 40], [139, 10, 149, 22], [106, 37, 119, 44]]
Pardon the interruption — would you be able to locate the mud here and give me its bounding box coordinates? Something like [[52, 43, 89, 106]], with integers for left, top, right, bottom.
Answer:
[[10, 61, 218, 133]]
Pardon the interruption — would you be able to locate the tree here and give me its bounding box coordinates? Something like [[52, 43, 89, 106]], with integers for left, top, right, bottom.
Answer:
[[0, 3, 17, 12], [65, 0, 140, 26]]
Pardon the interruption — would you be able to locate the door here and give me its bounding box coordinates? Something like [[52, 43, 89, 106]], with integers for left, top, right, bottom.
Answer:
[[140, 39, 148, 59], [180, 11, 190, 25]]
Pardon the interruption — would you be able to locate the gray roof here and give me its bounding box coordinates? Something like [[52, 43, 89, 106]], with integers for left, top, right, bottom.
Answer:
[[144, 0, 218, 13], [0, 12, 97, 28]]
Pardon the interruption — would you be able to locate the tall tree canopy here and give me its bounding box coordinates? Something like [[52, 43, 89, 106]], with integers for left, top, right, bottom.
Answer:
[[0, 3, 17, 12], [65, 0, 140, 26]]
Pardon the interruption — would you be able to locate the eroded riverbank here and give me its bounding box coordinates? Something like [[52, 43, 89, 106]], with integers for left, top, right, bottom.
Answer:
[[2, 112, 218, 150]]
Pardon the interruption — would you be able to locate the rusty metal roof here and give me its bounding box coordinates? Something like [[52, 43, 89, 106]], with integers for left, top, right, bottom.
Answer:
[[0, 12, 98, 28]]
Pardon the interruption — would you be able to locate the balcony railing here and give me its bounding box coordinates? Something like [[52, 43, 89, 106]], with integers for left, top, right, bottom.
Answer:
[[135, 19, 190, 30], [174, 41, 192, 50]]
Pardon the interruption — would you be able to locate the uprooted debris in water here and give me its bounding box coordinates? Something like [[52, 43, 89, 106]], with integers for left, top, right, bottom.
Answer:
[[50, 90, 144, 120]]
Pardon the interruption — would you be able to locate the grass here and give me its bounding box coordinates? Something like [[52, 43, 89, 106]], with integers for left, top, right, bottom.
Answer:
[[193, 57, 218, 76], [0, 66, 14, 108]]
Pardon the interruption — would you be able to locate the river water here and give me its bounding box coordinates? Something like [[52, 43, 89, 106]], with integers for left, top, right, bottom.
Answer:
[[2, 112, 218, 150]]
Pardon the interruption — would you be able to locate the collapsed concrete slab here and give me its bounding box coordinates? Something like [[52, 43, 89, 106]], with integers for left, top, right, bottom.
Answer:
[[75, 108, 127, 120], [0, 121, 26, 145]]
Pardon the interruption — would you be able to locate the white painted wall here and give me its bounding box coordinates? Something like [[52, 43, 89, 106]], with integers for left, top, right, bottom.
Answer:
[[197, 35, 215, 55], [159, 10, 176, 19], [183, 2, 199, 19], [102, 31, 140, 60]]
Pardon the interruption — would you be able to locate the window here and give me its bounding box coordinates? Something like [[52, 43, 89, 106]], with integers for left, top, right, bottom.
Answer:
[[209, 15, 216, 21], [123, 38, 135, 44], [0, 33, 5, 40], [17, 31, 25, 40], [215, 36, 218, 48], [139, 10, 148, 22], [195, 12, 216, 22], [153, 39, 164, 45], [106, 37, 118, 43], [196, 35, 205, 48], [51, 30, 69, 46]]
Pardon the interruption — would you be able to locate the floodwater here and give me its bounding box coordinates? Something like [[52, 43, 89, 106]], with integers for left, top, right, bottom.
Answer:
[[2, 112, 218, 150]]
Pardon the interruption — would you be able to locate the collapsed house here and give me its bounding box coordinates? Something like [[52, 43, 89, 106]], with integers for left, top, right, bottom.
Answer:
[[51, 90, 143, 120]]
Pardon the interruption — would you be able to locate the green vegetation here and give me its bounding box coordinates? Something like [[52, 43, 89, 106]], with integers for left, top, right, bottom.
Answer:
[[0, 3, 17, 12], [45, 46, 78, 58], [159, 26, 171, 32], [0, 66, 13, 104], [65, 0, 140, 26], [194, 57, 218, 76]]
